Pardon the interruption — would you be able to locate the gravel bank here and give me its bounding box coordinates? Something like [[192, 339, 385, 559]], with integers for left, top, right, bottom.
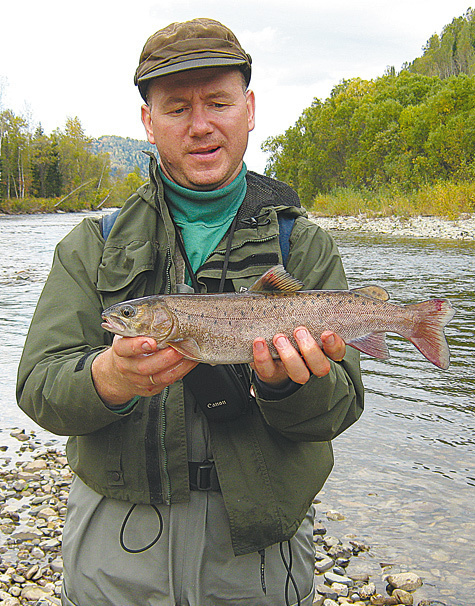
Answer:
[[310, 213, 475, 240], [0, 429, 445, 606]]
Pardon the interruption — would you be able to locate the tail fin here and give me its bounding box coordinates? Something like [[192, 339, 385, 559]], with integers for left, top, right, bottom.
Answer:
[[407, 299, 455, 369]]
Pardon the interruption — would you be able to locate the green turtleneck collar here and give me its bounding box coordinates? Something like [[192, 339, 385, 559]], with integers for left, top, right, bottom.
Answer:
[[159, 164, 247, 281]]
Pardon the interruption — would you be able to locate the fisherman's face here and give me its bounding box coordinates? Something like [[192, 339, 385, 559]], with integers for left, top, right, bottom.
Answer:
[[141, 67, 255, 190]]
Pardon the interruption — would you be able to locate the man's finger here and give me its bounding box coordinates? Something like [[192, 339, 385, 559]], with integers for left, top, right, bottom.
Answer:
[[320, 330, 346, 362], [112, 335, 158, 357], [273, 334, 310, 384]]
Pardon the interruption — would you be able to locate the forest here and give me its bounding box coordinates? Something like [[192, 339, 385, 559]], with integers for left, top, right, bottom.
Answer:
[[0, 115, 147, 213], [263, 8, 475, 216]]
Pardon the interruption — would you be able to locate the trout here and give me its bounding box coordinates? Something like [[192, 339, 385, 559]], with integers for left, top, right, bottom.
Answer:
[[101, 265, 455, 369]]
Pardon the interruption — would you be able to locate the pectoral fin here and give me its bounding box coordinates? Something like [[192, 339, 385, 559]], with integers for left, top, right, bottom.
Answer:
[[348, 332, 390, 359], [167, 338, 204, 362]]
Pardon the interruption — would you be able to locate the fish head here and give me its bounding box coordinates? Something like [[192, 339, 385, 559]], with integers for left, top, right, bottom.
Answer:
[[101, 297, 176, 342]]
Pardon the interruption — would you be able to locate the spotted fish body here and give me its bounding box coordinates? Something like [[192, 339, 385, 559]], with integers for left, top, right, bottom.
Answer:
[[101, 265, 455, 369]]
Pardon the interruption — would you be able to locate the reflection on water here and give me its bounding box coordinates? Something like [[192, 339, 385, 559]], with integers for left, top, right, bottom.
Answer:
[[1, 214, 474, 604]]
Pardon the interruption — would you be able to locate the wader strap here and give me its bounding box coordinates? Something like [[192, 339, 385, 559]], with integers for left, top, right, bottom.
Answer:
[[188, 460, 220, 491]]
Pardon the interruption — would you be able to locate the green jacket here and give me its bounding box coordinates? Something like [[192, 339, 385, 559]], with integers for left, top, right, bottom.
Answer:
[[17, 159, 364, 556]]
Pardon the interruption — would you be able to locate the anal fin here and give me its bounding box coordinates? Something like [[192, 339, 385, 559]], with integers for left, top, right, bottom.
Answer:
[[348, 332, 390, 359]]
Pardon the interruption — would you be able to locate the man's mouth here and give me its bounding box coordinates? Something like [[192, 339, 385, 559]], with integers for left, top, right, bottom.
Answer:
[[190, 146, 220, 156]]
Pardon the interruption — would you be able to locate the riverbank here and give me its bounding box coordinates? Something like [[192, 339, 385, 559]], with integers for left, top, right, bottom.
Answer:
[[0, 429, 441, 606], [310, 213, 475, 240]]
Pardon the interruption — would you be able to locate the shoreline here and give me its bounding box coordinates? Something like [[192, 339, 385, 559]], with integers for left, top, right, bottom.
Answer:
[[2, 210, 475, 241], [309, 212, 475, 240], [0, 430, 434, 605]]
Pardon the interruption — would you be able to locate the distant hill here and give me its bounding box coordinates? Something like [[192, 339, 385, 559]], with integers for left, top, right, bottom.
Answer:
[[92, 135, 156, 178]]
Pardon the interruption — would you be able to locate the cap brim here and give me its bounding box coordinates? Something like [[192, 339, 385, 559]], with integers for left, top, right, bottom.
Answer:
[[138, 56, 248, 82]]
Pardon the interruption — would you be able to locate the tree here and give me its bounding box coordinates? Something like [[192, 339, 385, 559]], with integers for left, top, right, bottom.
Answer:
[[0, 110, 31, 200], [30, 126, 62, 198]]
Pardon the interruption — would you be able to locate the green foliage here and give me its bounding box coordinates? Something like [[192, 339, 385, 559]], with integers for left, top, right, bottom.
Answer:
[[406, 9, 475, 78], [263, 71, 475, 208], [263, 8, 475, 211], [0, 111, 148, 212]]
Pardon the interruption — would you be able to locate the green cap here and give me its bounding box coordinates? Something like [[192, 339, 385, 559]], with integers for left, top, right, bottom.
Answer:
[[134, 18, 252, 101]]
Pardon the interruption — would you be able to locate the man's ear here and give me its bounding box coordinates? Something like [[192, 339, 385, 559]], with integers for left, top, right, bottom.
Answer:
[[141, 104, 155, 144], [246, 89, 256, 133]]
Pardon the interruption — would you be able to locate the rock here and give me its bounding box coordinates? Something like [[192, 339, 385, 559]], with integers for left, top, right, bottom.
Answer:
[[315, 556, 334, 573], [9, 431, 30, 442], [349, 573, 370, 583], [326, 510, 346, 521], [11, 529, 43, 541], [324, 572, 353, 587], [315, 584, 338, 600], [20, 584, 53, 600], [370, 595, 399, 606], [23, 460, 48, 472], [323, 600, 339, 606], [39, 538, 61, 551], [50, 558, 63, 574], [359, 582, 376, 599], [313, 522, 327, 536], [37, 507, 57, 520], [323, 536, 340, 548], [349, 539, 370, 553], [387, 572, 423, 592], [327, 544, 352, 559], [391, 588, 414, 604], [330, 582, 348, 597], [25, 564, 40, 580]]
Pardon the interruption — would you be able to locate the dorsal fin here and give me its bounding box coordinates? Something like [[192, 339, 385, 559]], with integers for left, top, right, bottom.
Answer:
[[351, 285, 390, 301], [248, 265, 304, 293]]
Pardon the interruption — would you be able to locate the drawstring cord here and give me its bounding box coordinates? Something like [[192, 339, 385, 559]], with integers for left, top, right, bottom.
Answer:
[[119, 504, 164, 554], [280, 540, 301, 606]]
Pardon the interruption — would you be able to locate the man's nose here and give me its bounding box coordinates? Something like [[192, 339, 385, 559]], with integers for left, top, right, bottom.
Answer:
[[188, 106, 213, 136]]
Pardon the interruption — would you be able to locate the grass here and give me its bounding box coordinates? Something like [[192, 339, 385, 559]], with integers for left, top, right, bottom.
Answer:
[[311, 181, 475, 219], [0, 196, 113, 214]]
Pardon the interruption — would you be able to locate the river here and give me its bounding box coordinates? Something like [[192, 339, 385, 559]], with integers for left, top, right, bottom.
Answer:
[[1, 211, 474, 605]]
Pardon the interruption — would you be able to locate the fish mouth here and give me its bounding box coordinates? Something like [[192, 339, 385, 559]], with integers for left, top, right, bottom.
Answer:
[[101, 314, 127, 335]]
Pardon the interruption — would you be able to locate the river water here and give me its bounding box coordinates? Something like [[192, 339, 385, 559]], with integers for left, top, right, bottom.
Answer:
[[1, 212, 474, 604]]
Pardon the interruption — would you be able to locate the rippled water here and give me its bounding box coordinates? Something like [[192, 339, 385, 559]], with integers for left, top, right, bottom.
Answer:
[[1, 213, 474, 604]]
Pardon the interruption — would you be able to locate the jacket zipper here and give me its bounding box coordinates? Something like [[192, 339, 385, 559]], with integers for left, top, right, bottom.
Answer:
[[160, 248, 173, 504], [159, 385, 171, 504]]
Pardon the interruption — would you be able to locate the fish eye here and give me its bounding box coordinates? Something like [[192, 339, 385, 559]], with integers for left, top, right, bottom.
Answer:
[[121, 305, 136, 318]]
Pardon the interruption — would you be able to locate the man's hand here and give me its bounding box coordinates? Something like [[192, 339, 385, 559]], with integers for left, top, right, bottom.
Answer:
[[252, 327, 346, 387], [92, 336, 198, 406]]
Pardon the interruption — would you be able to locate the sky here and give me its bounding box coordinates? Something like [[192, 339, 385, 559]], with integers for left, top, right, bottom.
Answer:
[[0, 0, 472, 173]]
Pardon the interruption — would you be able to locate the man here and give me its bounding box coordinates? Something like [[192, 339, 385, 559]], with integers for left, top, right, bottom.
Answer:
[[17, 18, 364, 606]]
